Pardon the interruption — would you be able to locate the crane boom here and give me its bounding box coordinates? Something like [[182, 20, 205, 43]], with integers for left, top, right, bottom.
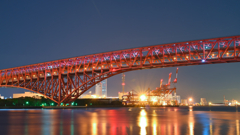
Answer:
[[168, 73, 172, 85], [174, 68, 178, 83], [160, 79, 163, 88]]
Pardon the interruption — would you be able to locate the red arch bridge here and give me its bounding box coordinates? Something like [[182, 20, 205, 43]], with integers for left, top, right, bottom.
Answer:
[[1, 35, 240, 105]]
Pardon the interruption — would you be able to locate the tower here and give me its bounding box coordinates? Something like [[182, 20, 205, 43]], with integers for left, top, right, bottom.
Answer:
[[122, 73, 125, 93], [102, 79, 107, 97], [95, 79, 107, 97], [95, 82, 102, 97]]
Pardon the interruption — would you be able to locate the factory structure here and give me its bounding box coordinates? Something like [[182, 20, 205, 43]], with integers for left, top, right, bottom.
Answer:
[[121, 68, 181, 106]]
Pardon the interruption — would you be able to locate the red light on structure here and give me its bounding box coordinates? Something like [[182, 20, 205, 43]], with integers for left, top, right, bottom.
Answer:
[[122, 83, 125, 85], [174, 78, 177, 82]]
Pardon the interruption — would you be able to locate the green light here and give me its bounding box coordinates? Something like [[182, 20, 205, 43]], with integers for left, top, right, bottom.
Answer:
[[26, 101, 29, 104], [51, 103, 54, 106], [71, 102, 74, 105], [90, 103, 92, 105]]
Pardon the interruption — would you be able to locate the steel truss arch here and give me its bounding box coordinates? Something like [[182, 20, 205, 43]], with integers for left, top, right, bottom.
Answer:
[[1, 35, 240, 105]]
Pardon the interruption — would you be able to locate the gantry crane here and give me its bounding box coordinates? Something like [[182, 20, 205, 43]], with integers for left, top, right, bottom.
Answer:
[[122, 68, 179, 105], [146, 68, 178, 97]]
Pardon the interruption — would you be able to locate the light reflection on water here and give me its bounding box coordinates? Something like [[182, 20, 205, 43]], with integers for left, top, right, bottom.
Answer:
[[1, 107, 240, 135], [189, 106, 194, 135], [138, 109, 147, 135]]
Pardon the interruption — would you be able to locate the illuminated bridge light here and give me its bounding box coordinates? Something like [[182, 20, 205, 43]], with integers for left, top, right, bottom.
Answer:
[[202, 59, 205, 62]]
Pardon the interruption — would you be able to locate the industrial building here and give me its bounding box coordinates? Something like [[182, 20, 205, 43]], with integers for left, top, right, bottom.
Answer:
[[13, 92, 44, 99], [118, 92, 129, 100], [200, 98, 207, 106], [180, 99, 188, 106]]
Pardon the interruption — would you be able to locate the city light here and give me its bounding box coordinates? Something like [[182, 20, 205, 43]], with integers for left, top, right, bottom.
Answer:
[[162, 101, 167, 106], [91, 95, 97, 98], [140, 95, 146, 101], [26, 101, 29, 104], [202, 59, 205, 62], [151, 98, 157, 102], [209, 102, 212, 106], [189, 98, 192, 102]]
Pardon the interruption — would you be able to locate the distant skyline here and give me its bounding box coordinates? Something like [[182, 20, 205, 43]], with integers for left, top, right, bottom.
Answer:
[[0, 1, 240, 103]]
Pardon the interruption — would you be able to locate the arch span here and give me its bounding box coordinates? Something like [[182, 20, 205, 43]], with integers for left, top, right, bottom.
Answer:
[[1, 35, 240, 105]]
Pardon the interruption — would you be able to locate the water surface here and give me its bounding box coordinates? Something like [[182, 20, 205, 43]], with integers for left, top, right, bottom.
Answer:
[[0, 106, 240, 135]]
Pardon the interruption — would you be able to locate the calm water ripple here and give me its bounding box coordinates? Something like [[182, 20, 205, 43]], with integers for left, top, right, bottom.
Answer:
[[0, 106, 240, 135]]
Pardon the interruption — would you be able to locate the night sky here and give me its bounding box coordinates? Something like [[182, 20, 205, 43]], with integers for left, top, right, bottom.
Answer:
[[0, 1, 240, 103]]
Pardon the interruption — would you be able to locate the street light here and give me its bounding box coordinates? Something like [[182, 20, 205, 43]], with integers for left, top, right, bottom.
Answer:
[[189, 98, 192, 106], [189, 98, 192, 102]]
